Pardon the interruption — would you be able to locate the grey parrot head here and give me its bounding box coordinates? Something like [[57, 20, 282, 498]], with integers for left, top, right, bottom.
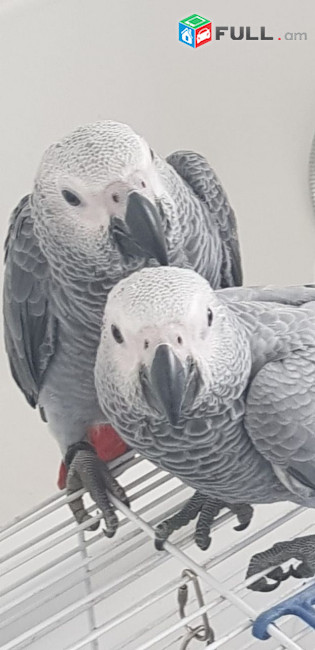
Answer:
[[32, 121, 169, 269], [96, 267, 251, 428]]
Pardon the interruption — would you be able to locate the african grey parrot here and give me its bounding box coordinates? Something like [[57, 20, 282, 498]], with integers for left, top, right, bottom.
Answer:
[[95, 266, 315, 590], [3, 120, 242, 534]]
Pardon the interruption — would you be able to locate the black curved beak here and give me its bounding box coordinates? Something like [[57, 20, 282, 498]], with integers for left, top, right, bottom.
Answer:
[[150, 345, 186, 427], [124, 192, 169, 265]]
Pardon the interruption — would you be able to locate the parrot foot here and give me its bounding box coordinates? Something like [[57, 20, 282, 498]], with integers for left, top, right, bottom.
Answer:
[[155, 491, 206, 550], [246, 535, 315, 592], [194, 500, 253, 551], [65, 441, 130, 537], [154, 492, 253, 551]]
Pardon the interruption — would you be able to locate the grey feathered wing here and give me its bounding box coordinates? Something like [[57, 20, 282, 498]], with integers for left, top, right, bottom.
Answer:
[[217, 284, 315, 306], [166, 150, 242, 287], [244, 305, 315, 499], [3, 195, 58, 410]]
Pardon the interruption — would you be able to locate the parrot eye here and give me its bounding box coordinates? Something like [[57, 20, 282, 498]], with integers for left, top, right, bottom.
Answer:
[[112, 193, 120, 203], [150, 148, 154, 161], [62, 189, 81, 206], [111, 324, 124, 344], [177, 336, 183, 345], [141, 181, 146, 188], [207, 308, 213, 327], [144, 339, 149, 350]]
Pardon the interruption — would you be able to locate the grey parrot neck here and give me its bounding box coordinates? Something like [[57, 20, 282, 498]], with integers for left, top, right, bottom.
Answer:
[[44, 241, 148, 328]]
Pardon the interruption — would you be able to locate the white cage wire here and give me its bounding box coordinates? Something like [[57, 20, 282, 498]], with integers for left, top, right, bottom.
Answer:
[[1, 454, 315, 650]]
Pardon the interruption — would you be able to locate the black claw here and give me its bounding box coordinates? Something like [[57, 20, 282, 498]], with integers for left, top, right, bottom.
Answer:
[[102, 511, 119, 538], [247, 536, 315, 591], [259, 579, 281, 593], [121, 495, 130, 508], [247, 564, 294, 592], [200, 539, 212, 551], [234, 521, 250, 532], [248, 577, 280, 592], [290, 562, 313, 579], [87, 520, 100, 532], [290, 565, 304, 579], [102, 527, 116, 539], [232, 504, 253, 532], [267, 566, 291, 582], [154, 537, 166, 551], [154, 522, 170, 551], [195, 534, 212, 551]]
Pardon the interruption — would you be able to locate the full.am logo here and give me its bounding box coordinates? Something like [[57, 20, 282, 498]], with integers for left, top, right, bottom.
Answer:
[[178, 13, 307, 48]]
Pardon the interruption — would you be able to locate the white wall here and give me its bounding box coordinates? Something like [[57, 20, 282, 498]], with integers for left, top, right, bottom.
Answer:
[[1, 0, 315, 523]]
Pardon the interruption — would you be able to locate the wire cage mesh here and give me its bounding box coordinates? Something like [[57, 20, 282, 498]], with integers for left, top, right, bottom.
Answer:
[[1, 453, 315, 650]]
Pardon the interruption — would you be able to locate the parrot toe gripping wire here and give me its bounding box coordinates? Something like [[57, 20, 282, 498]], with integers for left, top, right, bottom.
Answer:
[[2, 458, 315, 649], [155, 492, 253, 551], [65, 441, 129, 537], [247, 536, 315, 592], [155, 491, 206, 550]]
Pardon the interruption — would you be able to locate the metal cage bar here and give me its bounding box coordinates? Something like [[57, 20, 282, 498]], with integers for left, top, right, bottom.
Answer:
[[1, 457, 314, 650]]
